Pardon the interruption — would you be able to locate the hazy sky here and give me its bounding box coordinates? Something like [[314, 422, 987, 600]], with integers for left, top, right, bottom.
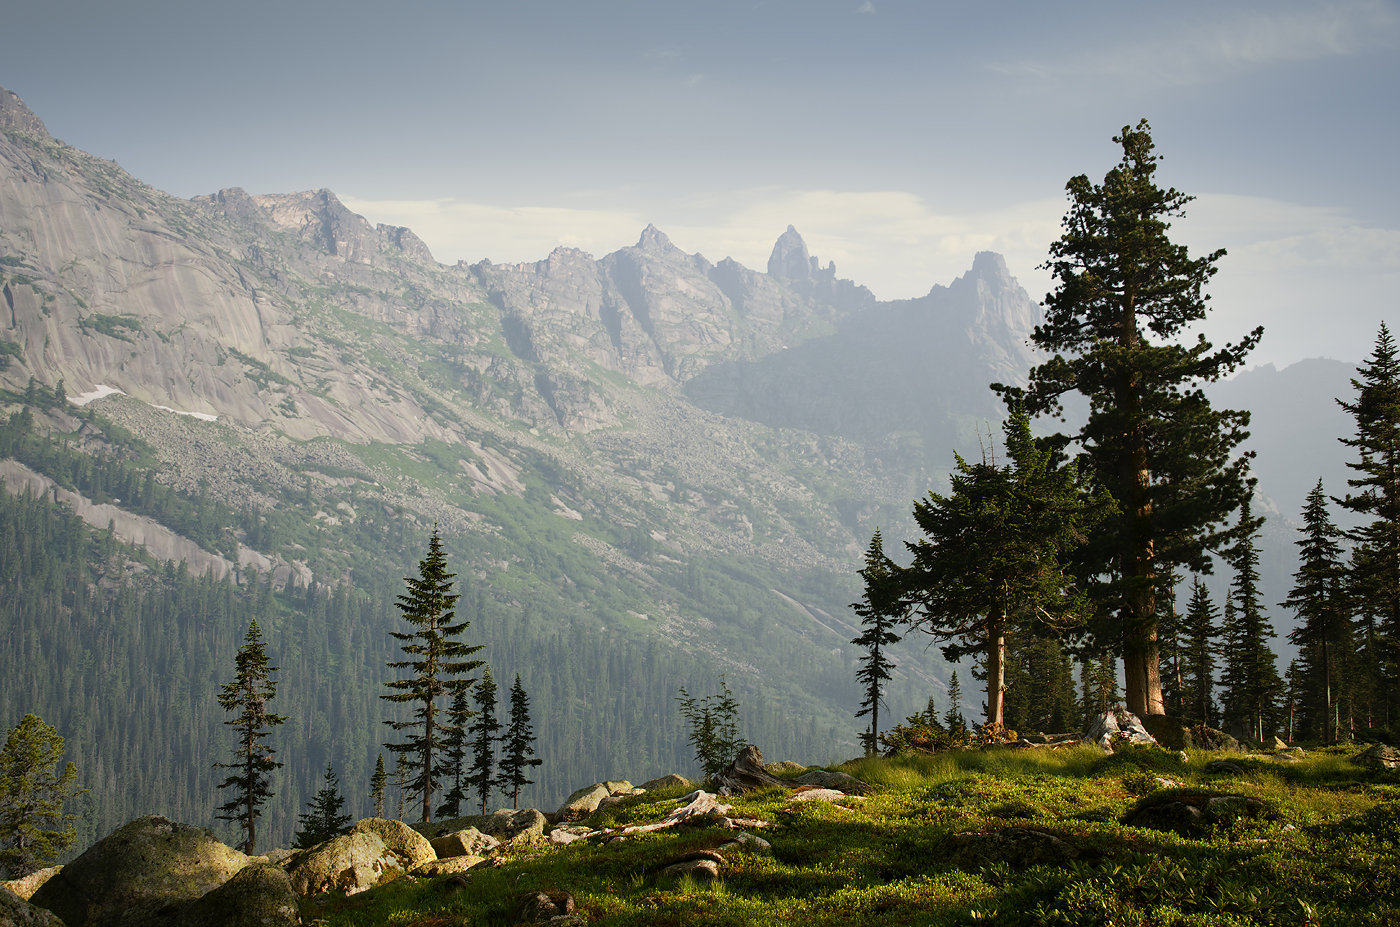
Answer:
[[5, 0, 1398, 366]]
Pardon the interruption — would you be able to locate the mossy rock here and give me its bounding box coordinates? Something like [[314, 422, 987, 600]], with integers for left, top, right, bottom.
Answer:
[[174, 864, 298, 927]]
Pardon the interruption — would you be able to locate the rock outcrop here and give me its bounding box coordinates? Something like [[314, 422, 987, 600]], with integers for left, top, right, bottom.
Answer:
[[285, 831, 400, 896], [0, 886, 64, 927], [28, 816, 247, 927], [172, 864, 298, 927]]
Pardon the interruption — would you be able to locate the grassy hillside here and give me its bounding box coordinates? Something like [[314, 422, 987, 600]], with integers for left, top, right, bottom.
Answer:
[[306, 744, 1399, 927]]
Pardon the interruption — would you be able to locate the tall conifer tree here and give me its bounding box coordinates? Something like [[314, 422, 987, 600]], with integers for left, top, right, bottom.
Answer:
[[382, 528, 484, 822], [369, 753, 388, 818], [466, 667, 502, 815], [293, 763, 353, 849], [1337, 323, 1400, 726], [499, 674, 542, 809], [1284, 480, 1352, 742], [215, 619, 285, 854], [1000, 120, 1262, 717], [851, 531, 905, 754], [1181, 577, 1220, 726], [1220, 505, 1283, 742]]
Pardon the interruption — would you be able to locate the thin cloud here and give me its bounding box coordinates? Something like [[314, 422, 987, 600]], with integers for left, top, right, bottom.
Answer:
[[856, 1, 877, 13], [997, 1, 1399, 90], [682, 73, 706, 87]]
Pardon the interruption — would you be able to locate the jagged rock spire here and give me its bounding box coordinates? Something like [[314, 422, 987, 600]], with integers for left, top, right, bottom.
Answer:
[[0, 86, 51, 138], [767, 225, 812, 280]]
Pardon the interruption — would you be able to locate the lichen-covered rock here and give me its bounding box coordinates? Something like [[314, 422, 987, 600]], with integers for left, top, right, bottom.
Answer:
[[1083, 708, 1157, 751], [548, 826, 595, 846], [260, 849, 296, 869], [789, 788, 847, 803], [636, 774, 691, 791], [174, 864, 298, 927], [29, 816, 247, 927], [557, 784, 611, 822], [1351, 743, 1400, 770], [602, 780, 633, 794], [285, 831, 400, 896], [795, 770, 871, 793], [1, 868, 60, 902], [0, 886, 65, 927], [660, 859, 720, 880], [595, 788, 646, 814], [429, 828, 500, 859], [764, 761, 807, 775], [944, 829, 1080, 869], [480, 809, 548, 847], [349, 819, 435, 869], [409, 857, 484, 877]]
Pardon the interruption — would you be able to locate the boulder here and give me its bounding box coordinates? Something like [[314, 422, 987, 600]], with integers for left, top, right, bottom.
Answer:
[[285, 831, 400, 896], [516, 891, 576, 923], [1123, 793, 1265, 836], [789, 788, 847, 803], [409, 857, 484, 877], [29, 816, 248, 927], [0, 886, 65, 927], [714, 745, 788, 793], [595, 788, 646, 814], [795, 770, 872, 794], [1083, 708, 1157, 751], [174, 864, 298, 927], [556, 784, 610, 822], [637, 774, 691, 791], [660, 859, 720, 880], [602, 780, 633, 794], [1204, 760, 1245, 775], [1271, 736, 1289, 750], [547, 825, 595, 846], [429, 828, 500, 859], [718, 831, 772, 853], [260, 849, 296, 869], [944, 829, 1079, 869], [2, 868, 61, 902], [1351, 743, 1400, 770], [480, 809, 548, 847], [349, 819, 435, 869]]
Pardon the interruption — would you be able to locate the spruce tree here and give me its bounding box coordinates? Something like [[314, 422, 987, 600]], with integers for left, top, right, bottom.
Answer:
[[1283, 480, 1353, 743], [999, 120, 1262, 717], [1337, 323, 1400, 726], [369, 753, 388, 818], [899, 405, 1108, 729], [1181, 577, 1220, 726], [1220, 505, 1283, 742], [382, 528, 484, 823], [0, 714, 85, 878], [499, 674, 542, 809], [435, 688, 473, 820], [943, 672, 965, 732], [465, 666, 502, 815], [214, 619, 285, 854], [293, 763, 353, 849], [851, 530, 905, 755]]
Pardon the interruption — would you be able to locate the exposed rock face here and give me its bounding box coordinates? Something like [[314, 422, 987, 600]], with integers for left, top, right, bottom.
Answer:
[[0, 89, 49, 138], [28, 816, 247, 927], [173, 864, 298, 927], [0, 885, 65, 927]]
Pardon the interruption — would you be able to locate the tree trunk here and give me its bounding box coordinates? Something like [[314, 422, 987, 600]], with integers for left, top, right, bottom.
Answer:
[[986, 617, 1007, 729]]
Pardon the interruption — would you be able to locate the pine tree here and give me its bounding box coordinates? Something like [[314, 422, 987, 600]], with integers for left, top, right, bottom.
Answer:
[[293, 763, 353, 849], [999, 120, 1262, 718], [369, 753, 388, 818], [435, 688, 473, 820], [382, 528, 484, 822], [465, 666, 502, 815], [0, 714, 85, 878], [1337, 324, 1400, 727], [499, 674, 542, 809], [851, 530, 905, 755], [943, 672, 965, 732], [1181, 577, 1220, 726], [900, 404, 1108, 729], [1284, 480, 1353, 742], [214, 619, 285, 854], [1220, 505, 1283, 742]]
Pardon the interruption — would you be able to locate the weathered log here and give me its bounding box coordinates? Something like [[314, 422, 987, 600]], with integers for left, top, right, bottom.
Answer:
[[714, 745, 789, 793]]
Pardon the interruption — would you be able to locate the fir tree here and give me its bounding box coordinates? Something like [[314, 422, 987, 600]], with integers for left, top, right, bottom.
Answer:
[[214, 619, 285, 854], [900, 404, 1108, 729], [943, 672, 965, 732], [499, 674, 542, 809], [293, 763, 353, 849], [1337, 324, 1400, 726], [369, 753, 388, 818], [1220, 505, 1283, 742], [0, 714, 85, 878], [465, 667, 502, 815], [851, 530, 905, 755], [1156, 575, 1185, 717], [1080, 651, 1120, 719], [676, 678, 747, 780], [435, 688, 473, 820], [1283, 480, 1353, 742], [1181, 577, 1220, 726], [999, 120, 1262, 717], [382, 528, 484, 822]]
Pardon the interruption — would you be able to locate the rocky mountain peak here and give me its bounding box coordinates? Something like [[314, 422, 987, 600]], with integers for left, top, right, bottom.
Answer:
[[0, 86, 51, 139], [636, 224, 674, 252], [767, 224, 813, 280]]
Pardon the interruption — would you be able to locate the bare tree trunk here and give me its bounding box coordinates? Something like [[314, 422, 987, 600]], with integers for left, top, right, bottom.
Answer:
[[986, 615, 1007, 729]]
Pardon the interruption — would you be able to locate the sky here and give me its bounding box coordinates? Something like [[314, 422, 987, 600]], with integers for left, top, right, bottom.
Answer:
[[5, 0, 1398, 367]]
